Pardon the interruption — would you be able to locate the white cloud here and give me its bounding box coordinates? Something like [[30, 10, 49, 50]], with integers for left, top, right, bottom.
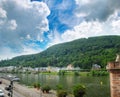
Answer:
[[0, 47, 16, 60], [111, 19, 120, 34], [8, 19, 17, 30], [0, 7, 7, 18], [0, 0, 50, 60], [61, 21, 103, 42], [26, 34, 31, 39], [46, 11, 120, 50], [47, 29, 62, 48], [0, 45, 42, 60], [75, 0, 120, 21], [75, 0, 90, 5], [75, 12, 88, 17], [21, 45, 42, 56], [61, 13, 120, 43]]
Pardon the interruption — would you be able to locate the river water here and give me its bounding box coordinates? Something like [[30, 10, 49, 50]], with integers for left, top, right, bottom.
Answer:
[[16, 73, 110, 97]]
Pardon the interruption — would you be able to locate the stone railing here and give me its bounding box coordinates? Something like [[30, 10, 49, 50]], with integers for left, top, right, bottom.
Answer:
[[106, 62, 120, 70]]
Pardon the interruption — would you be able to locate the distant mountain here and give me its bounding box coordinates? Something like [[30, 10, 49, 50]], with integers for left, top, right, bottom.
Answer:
[[0, 35, 120, 69]]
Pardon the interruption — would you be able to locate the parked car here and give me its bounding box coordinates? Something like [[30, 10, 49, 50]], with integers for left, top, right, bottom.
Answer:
[[7, 75, 20, 81], [0, 80, 2, 84], [0, 89, 4, 97], [12, 76, 20, 81], [5, 86, 10, 91]]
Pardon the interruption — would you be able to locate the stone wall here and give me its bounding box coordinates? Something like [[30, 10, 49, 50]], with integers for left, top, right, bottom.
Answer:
[[107, 61, 120, 97]]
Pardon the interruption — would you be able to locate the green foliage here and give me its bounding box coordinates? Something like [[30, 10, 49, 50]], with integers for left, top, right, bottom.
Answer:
[[73, 84, 86, 97], [56, 84, 67, 97], [58, 70, 65, 75], [33, 82, 40, 88], [90, 70, 109, 76], [57, 90, 68, 97], [56, 84, 63, 90], [74, 72, 80, 76], [41, 85, 51, 93], [0, 36, 120, 69]]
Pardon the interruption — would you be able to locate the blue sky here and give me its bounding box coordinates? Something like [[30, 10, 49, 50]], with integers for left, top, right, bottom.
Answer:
[[0, 0, 120, 60]]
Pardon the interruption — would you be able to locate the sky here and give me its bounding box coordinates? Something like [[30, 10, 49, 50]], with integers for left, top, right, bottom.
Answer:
[[0, 0, 120, 60]]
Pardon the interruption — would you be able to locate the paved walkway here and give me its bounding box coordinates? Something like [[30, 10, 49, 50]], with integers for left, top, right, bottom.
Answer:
[[1, 78, 56, 97]]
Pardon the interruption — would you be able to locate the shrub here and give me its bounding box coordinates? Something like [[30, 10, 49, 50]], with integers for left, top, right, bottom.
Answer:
[[37, 83, 40, 89], [91, 70, 109, 76], [33, 83, 37, 88], [56, 84, 68, 97], [56, 84, 63, 90], [57, 90, 67, 97], [33, 82, 40, 89], [74, 72, 80, 76], [58, 70, 65, 75], [73, 84, 86, 97], [41, 85, 51, 93]]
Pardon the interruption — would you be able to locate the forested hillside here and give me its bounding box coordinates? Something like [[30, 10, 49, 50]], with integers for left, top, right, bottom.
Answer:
[[0, 36, 120, 69]]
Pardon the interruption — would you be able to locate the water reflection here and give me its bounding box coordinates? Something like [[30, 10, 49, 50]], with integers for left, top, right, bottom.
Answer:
[[1, 73, 110, 97]]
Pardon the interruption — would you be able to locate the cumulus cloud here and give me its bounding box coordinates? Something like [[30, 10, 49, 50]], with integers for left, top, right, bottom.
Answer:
[[61, 13, 120, 42], [45, 0, 120, 50], [0, 7, 7, 18], [0, 0, 50, 59], [7, 19, 17, 30], [75, 0, 120, 21], [61, 21, 103, 42], [47, 29, 62, 48]]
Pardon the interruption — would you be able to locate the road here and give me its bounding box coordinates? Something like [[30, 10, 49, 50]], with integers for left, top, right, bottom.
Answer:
[[0, 81, 28, 97], [0, 78, 56, 97]]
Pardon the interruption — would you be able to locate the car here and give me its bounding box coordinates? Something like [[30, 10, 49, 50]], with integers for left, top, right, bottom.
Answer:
[[0, 89, 4, 97], [0, 81, 2, 84], [12, 76, 20, 81], [5, 86, 10, 91]]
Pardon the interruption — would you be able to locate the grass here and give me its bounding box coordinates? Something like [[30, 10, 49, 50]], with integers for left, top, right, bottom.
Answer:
[[40, 71, 89, 76], [80, 72, 89, 76]]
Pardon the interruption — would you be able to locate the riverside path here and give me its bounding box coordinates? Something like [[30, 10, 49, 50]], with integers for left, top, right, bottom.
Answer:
[[0, 78, 56, 97]]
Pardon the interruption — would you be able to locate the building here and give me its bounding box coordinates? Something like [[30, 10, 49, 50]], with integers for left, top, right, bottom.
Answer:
[[92, 64, 101, 70]]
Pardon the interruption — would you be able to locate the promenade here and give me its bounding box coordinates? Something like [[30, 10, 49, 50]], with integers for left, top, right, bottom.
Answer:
[[0, 78, 56, 97]]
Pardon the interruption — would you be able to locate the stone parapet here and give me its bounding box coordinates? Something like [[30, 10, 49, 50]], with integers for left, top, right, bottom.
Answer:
[[106, 62, 120, 71], [107, 61, 120, 97]]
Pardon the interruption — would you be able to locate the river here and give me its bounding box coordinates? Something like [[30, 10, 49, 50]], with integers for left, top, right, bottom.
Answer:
[[16, 73, 110, 97]]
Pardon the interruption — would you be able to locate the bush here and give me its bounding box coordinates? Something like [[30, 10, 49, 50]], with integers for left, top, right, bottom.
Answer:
[[58, 70, 65, 75], [33, 83, 37, 88], [91, 70, 109, 76], [56, 84, 68, 97], [57, 90, 67, 97], [73, 84, 86, 97], [33, 82, 40, 89], [56, 84, 63, 90], [74, 72, 80, 76], [41, 85, 51, 93]]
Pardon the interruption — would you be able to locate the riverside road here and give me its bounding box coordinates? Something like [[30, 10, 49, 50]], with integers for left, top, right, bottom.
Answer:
[[0, 78, 56, 97], [0, 82, 27, 97]]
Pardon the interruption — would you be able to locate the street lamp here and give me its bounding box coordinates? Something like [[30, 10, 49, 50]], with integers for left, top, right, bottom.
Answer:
[[5, 80, 13, 97], [5, 77, 20, 97]]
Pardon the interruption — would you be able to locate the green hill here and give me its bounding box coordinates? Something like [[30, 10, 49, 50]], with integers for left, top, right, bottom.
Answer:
[[0, 35, 120, 69]]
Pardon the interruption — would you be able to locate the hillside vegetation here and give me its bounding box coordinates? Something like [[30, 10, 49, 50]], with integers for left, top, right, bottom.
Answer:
[[0, 36, 120, 69]]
